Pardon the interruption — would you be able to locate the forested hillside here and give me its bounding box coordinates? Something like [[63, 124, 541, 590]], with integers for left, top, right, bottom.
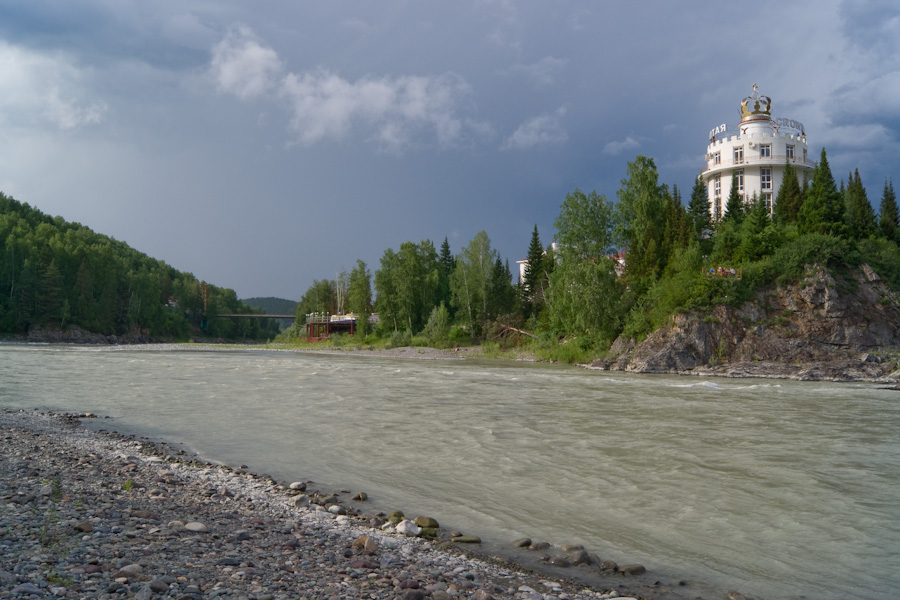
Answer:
[[242, 297, 298, 315], [0, 193, 277, 341]]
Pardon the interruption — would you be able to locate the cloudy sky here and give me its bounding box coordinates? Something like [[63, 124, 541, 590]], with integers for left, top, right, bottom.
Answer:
[[1, 1, 898, 300]]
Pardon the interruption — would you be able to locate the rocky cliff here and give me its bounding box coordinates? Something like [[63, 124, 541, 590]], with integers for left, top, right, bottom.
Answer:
[[591, 263, 900, 381]]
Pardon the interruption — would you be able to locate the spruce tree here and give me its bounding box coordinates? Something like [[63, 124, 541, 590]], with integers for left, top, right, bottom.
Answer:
[[688, 176, 711, 242], [797, 148, 846, 237], [522, 225, 546, 318], [845, 169, 876, 240], [744, 192, 771, 236], [437, 237, 455, 311], [773, 161, 803, 225], [663, 185, 691, 256], [487, 257, 515, 321], [736, 193, 774, 261], [723, 172, 744, 225], [879, 179, 899, 242]]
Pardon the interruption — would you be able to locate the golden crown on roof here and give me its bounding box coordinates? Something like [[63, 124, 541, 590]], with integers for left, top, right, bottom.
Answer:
[[740, 83, 772, 117]]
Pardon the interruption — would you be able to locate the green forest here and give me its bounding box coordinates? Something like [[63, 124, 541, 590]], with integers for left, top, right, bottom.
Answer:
[[281, 148, 900, 361], [4, 147, 899, 355], [0, 193, 280, 341]]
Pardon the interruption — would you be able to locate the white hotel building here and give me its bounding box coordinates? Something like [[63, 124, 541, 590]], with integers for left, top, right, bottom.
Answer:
[[701, 85, 815, 220]]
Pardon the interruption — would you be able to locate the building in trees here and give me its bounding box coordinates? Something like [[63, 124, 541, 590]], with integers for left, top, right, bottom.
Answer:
[[700, 84, 815, 221]]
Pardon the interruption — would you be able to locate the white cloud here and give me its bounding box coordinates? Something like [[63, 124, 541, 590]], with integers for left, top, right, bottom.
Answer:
[[511, 56, 568, 86], [209, 26, 480, 151], [602, 136, 641, 156], [502, 107, 567, 150], [0, 41, 107, 131], [210, 25, 283, 101], [280, 70, 474, 150]]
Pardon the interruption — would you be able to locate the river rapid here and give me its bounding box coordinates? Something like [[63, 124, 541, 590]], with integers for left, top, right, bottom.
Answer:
[[1, 344, 897, 600]]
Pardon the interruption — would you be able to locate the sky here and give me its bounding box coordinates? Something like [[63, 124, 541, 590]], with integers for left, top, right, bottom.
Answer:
[[1, 1, 899, 300]]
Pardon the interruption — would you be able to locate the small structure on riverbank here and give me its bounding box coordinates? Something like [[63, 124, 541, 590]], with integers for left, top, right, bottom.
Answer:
[[304, 313, 380, 340], [305, 313, 357, 341]]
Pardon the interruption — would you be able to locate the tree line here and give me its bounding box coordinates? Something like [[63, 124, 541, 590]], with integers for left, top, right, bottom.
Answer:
[[286, 147, 900, 352], [0, 193, 278, 340]]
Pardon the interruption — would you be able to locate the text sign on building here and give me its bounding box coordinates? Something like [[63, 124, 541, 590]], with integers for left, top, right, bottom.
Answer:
[[709, 123, 727, 141], [773, 117, 805, 134]]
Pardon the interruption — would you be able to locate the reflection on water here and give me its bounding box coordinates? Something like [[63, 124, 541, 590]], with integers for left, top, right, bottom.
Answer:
[[2, 345, 898, 600]]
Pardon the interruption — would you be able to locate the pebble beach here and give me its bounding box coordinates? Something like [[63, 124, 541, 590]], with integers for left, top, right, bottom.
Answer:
[[0, 409, 686, 600]]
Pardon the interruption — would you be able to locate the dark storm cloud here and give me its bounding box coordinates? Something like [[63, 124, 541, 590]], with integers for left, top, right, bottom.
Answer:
[[1, 0, 898, 299]]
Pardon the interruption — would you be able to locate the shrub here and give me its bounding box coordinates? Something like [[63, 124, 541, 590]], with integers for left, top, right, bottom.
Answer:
[[858, 237, 900, 290], [387, 329, 411, 348], [423, 303, 451, 346], [448, 325, 471, 345], [770, 234, 856, 285], [330, 333, 350, 346], [532, 338, 598, 364]]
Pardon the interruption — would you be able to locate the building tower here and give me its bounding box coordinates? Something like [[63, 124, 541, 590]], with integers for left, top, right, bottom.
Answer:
[[700, 84, 815, 221]]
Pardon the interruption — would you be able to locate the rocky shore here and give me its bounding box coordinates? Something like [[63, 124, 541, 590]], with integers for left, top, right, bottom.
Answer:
[[0, 410, 698, 600], [592, 264, 900, 382]]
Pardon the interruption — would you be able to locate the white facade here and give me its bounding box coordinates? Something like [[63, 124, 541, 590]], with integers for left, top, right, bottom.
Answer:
[[700, 85, 815, 220]]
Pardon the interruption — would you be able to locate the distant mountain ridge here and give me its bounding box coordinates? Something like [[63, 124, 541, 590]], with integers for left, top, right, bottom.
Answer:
[[0, 192, 278, 342], [242, 297, 298, 315]]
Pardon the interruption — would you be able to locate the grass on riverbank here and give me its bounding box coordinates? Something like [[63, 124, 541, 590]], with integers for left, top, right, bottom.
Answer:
[[264, 327, 602, 365]]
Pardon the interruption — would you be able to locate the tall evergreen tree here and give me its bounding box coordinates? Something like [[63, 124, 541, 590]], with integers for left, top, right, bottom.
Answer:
[[487, 257, 515, 320], [879, 179, 899, 242], [437, 237, 454, 312], [797, 148, 846, 237], [735, 193, 776, 262], [773, 161, 803, 225], [522, 224, 544, 317], [662, 185, 691, 256], [687, 176, 711, 243], [722, 172, 744, 225], [845, 169, 877, 240]]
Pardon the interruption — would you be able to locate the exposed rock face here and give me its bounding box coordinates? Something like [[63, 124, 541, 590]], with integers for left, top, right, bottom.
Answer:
[[593, 264, 900, 381]]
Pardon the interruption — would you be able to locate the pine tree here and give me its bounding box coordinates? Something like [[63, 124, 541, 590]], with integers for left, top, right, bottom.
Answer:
[[879, 179, 899, 242], [845, 169, 876, 240], [773, 161, 803, 225], [797, 148, 846, 237]]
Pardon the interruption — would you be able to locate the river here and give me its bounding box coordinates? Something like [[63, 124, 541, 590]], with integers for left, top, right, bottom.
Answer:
[[1, 344, 897, 600]]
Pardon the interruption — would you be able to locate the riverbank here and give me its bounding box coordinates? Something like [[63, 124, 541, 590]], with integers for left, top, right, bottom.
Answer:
[[1, 409, 698, 600]]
